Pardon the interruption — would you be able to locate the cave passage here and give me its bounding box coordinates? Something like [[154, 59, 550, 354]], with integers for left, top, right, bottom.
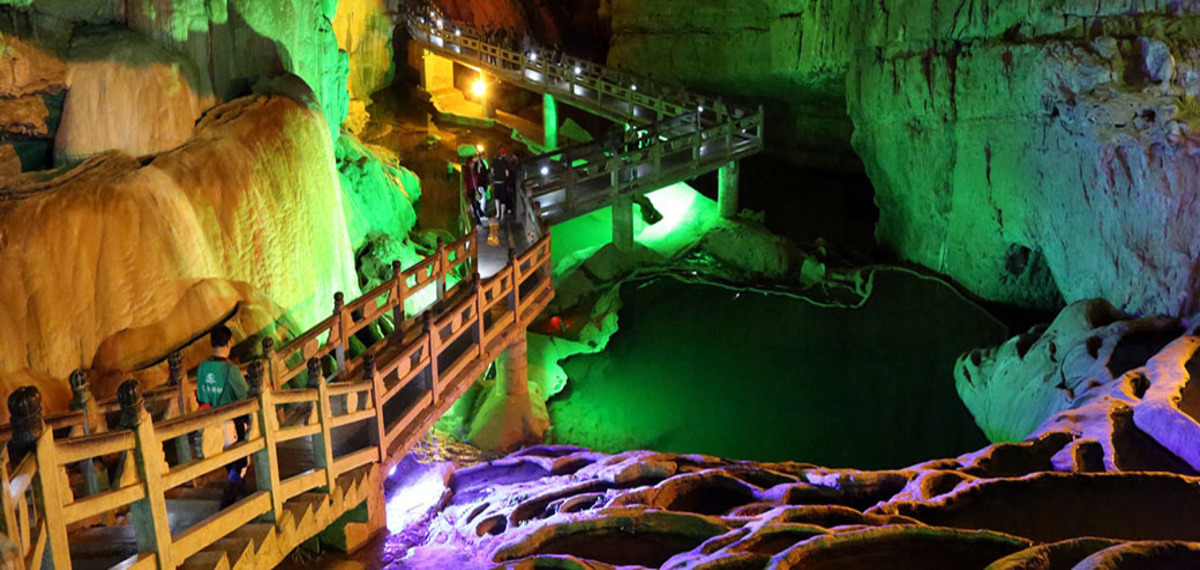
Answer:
[[551, 271, 1005, 469]]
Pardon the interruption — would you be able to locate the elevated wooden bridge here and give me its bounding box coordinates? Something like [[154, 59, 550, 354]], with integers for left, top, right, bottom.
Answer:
[[0, 230, 554, 570], [404, 3, 765, 246]]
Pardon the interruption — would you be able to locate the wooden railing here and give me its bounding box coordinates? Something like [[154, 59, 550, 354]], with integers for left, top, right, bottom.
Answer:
[[404, 2, 766, 224], [0, 231, 555, 569]]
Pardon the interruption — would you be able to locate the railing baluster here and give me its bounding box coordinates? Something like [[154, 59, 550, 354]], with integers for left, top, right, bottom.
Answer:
[[392, 260, 406, 338], [68, 370, 106, 505], [508, 248, 521, 320], [364, 354, 387, 462], [435, 237, 447, 305], [423, 313, 440, 407], [11, 387, 64, 570], [471, 275, 485, 362], [250, 362, 283, 524], [0, 448, 17, 565], [333, 292, 348, 380], [120, 381, 173, 570], [263, 337, 280, 391], [309, 359, 336, 491]]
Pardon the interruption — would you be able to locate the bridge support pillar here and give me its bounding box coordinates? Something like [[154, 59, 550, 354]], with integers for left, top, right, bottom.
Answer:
[[466, 333, 549, 452], [543, 93, 558, 150], [420, 49, 455, 95], [719, 160, 740, 219], [613, 194, 635, 251]]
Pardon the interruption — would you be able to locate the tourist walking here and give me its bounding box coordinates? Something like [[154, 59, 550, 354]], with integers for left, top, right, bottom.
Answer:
[[464, 155, 485, 223], [196, 325, 250, 509], [491, 146, 515, 221]]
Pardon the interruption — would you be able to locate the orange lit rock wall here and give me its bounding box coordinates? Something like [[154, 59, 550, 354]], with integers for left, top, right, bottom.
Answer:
[[0, 94, 359, 402]]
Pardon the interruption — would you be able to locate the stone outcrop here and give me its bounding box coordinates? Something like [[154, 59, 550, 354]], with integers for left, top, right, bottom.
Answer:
[[395, 437, 1200, 568], [2, 0, 352, 153], [601, 1, 1200, 316], [383, 292, 1200, 567], [0, 30, 68, 172], [53, 29, 215, 165], [848, 9, 1200, 315], [605, 0, 866, 170], [957, 299, 1184, 442], [0, 94, 359, 403]]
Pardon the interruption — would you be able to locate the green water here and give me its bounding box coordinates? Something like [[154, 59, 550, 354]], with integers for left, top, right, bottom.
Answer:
[[550, 270, 1006, 469]]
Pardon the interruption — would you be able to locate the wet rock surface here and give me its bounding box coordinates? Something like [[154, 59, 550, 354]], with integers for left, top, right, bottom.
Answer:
[[384, 309, 1200, 568]]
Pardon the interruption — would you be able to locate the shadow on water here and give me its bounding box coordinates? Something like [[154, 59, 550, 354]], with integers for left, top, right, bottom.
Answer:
[[550, 269, 1006, 469]]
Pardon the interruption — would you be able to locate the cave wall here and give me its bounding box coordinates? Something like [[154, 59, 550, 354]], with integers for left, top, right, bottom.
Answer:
[[0, 0, 426, 412], [0, 94, 360, 401], [603, 1, 1200, 316], [0, 0, 349, 150]]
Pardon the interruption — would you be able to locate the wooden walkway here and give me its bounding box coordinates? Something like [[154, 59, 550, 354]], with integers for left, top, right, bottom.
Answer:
[[404, 4, 766, 225], [0, 230, 554, 570]]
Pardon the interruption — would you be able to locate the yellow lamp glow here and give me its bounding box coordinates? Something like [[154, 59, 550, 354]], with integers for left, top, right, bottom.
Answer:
[[472, 79, 487, 97]]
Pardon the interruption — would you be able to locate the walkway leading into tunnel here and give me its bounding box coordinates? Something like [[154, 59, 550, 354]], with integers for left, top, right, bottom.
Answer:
[[0, 230, 554, 570], [403, 3, 765, 243]]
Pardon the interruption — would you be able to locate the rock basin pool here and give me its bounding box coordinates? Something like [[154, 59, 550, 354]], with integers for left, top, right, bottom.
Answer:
[[549, 269, 1008, 469]]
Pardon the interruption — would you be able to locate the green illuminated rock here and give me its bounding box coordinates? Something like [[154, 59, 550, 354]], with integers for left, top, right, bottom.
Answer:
[[2, 0, 350, 138], [609, 1, 1200, 315]]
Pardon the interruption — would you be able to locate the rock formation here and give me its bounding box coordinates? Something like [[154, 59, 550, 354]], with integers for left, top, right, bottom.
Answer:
[[0, 93, 359, 402], [602, 1, 1200, 316], [53, 29, 216, 165], [393, 314, 1200, 566], [0, 0, 426, 415]]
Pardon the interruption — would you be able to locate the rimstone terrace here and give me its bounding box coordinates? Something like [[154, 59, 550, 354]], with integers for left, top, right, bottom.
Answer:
[[0, 229, 553, 570]]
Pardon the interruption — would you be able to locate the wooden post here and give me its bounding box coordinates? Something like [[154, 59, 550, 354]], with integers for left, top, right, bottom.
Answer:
[[119, 380, 174, 570], [250, 362, 283, 524], [508, 248, 521, 317], [8, 387, 52, 566], [262, 338, 279, 391], [16, 387, 66, 570], [164, 352, 194, 467], [423, 313, 440, 406], [364, 354, 386, 462], [473, 272, 486, 360], [68, 370, 105, 501], [7, 387, 41, 465], [0, 447, 17, 562], [435, 237, 447, 304], [333, 292, 348, 381], [391, 260, 406, 339], [309, 358, 336, 491], [168, 351, 185, 414]]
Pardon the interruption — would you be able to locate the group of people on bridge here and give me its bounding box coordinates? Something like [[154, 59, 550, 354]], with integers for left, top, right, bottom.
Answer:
[[464, 145, 521, 225]]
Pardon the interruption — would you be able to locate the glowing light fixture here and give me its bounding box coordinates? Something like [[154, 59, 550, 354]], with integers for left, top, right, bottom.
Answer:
[[476, 143, 485, 154], [436, 19, 444, 29], [529, 52, 538, 61], [540, 166, 550, 176], [574, 66, 582, 75], [455, 28, 462, 36], [631, 84, 637, 91], [698, 106, 704, 112], [472, 79, 487, 97], [385, 468, 447, 533]]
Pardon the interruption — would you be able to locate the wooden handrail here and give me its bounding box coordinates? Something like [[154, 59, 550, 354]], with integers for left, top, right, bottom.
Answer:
[[55, 430, 136, 464], [0, 221, 553, 569], [155, 399, 259, 442]]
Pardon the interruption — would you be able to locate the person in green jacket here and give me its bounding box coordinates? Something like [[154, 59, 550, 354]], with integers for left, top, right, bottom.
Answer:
[[196, 325, 250, 508]]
